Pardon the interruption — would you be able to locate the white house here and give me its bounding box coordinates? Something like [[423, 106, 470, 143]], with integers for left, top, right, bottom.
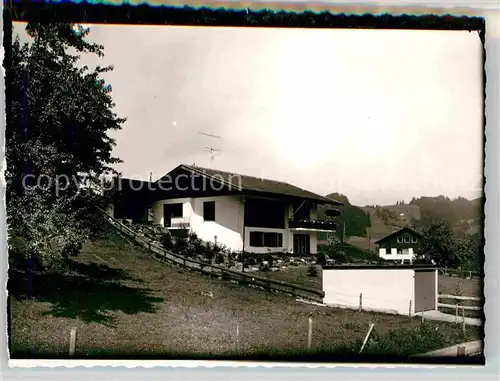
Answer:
[[374, 227, 424, 264], [110, 164, 342, 255]]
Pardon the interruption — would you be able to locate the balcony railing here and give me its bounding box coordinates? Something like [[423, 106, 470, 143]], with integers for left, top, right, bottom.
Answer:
[[288, 219, 337, 231], [168, 217, 191, 228]]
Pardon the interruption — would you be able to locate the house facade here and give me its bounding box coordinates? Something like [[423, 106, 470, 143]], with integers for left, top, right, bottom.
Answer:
[[109, 164, 342, 256], [374, 227, 423, 264]]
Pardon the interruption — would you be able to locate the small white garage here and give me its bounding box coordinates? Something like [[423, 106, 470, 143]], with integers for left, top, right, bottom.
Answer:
[[322, 265, 438, 316]]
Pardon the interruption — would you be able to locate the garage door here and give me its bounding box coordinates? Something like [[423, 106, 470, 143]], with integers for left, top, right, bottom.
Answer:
[[414, 270, 436, 312]]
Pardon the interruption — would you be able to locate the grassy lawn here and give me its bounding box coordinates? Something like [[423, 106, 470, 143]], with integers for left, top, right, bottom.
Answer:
[[438, 276, 483, 319], [438, 275, 482, 297], [9, 225, 482, 361]]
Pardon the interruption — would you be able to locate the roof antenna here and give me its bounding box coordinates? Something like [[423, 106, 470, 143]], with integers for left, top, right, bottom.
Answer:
[[198, 132, 221, 168]]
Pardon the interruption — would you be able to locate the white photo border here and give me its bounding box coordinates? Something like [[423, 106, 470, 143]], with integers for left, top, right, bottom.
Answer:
[[1, 1, 498, 380]]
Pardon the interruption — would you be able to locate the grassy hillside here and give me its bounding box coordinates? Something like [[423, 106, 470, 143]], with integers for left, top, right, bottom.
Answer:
[[9, 224, 481, 360]]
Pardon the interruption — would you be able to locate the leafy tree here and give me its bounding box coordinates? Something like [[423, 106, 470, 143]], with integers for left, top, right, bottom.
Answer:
[[455, 232, 483, 271], [317, 193, 371, 239], [6, 23, 125, 269], [409, 217, 420, 230], [418, 218, 458, 267], [408, 195, 482, 229]]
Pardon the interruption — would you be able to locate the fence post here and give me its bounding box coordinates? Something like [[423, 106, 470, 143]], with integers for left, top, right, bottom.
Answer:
[[69, 327, 77, 358], [359, 323, 375, 354], [308, 316, 313, 350], [455, 304, 459, 324], [462, 306, 466, 335], [409, 300, 412, 317], [457, 346, 466, 356], [236, 324, 240, 352], [359, 293, 363, 312], [421, 310, 425, 323]]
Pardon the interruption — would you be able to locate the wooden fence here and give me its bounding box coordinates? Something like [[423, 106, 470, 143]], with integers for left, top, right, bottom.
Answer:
[[439, 268, 482, 280], [102, 212, 325, 303], [437, 294, 483, 314]]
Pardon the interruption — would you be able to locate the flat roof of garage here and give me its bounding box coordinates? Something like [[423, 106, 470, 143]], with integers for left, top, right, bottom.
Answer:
[[321, 264, 439, 270]]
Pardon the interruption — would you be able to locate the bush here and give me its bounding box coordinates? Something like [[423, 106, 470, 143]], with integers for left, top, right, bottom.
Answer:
[[215, 252, 225, 265], [173, 235, 188, 255], [260, 262, 271, 271], [331, 250, 349, 264], [170, 228, 188, 238], [308, 265, 319, 277], [203, 242, 215, 262], [316, 251, 326, 265], [160, 232, 174, 251], [245, 255, 257, 266], [263, 253, 274, 267]]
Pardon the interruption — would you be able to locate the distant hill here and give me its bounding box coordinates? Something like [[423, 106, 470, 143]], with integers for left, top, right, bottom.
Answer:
[[355, 196, 483, 244], [318, 195, 484, 251], [408, 195, 483, 235]]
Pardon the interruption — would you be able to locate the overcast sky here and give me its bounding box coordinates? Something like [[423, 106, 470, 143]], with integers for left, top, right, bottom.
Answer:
[[14, 23, 484, 205]]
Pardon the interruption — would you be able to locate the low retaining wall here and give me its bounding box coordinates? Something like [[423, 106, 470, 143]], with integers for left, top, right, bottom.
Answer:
[[102, 213, 324, 303]]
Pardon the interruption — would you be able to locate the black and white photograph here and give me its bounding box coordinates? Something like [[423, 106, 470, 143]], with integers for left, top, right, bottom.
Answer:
[[3, 3, 490, 368]]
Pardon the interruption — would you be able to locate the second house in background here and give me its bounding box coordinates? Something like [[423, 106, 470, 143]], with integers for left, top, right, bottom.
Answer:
[[375, 227, 423, 264]]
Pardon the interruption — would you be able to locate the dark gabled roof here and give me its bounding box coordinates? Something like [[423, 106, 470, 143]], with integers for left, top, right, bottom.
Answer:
[[105, 177, 152, 195], [118, 177, 151, 188], [374, 227, 424, 244], [156, 164, 343, 206]]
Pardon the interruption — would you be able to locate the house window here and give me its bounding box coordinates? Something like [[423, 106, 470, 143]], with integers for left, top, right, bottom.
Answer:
[[264, 232, 283, 248], [244, 199, 285, 229], [249, 232, 264, 247], [249, 232, 283, 248], [397, 236, 403, 243], [203, 201, 215, 221], [168, 203, 183, 218], [404, 236, 410, 243], [411, 237, 418, 243]]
